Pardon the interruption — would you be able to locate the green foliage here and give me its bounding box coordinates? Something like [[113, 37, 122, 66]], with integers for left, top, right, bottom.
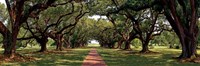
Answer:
[[88, 0, 127, 15], [1, 0, 199, 64], [37, 2, 76, 31], [151, 31, 180, 48], [71, 30, 79, 48], [131, 38, 141, 48], [86, 18, 119, 47], [0, 3, 8, 22]]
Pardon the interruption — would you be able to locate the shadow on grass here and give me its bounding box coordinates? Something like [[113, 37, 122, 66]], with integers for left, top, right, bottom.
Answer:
[[97, 48, 200, 66], [0, 48, 91, 66]]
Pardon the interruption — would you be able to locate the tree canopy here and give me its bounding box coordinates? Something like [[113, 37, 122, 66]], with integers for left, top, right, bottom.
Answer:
[[0, 0, 200, 63]]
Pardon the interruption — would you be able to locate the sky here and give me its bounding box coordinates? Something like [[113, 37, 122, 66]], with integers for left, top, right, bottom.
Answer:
[[88, 15, 107, 20], [90, 40, 99, 44], [0, 0, 5, 4]]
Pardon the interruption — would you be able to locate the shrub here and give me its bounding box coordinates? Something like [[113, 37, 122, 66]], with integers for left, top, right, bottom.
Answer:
[[149, 46, 154, 49]]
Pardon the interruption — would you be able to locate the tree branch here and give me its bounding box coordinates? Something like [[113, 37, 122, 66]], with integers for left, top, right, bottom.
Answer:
[[43, 2, 75, 33]]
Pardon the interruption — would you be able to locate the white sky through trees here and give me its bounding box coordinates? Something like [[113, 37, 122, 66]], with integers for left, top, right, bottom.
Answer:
[[88, 15, 107, 20], [0, 0, 5, 5]]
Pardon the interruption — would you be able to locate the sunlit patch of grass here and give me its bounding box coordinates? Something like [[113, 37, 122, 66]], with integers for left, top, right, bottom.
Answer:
[[87, 43, 100, 48], [97, 47, 200, 66]]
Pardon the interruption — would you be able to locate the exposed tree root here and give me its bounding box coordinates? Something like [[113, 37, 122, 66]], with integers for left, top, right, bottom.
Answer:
[[0, 53, 36, 63], [139, 50, 153, 53], [192, 57, 200, 63], [172, 55, 200, 63], [139, 51, 160, 55], [123, 48, 132, 51]]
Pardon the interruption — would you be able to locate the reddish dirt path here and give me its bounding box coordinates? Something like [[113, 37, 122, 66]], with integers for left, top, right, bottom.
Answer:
[[82, 48, 107, 66]]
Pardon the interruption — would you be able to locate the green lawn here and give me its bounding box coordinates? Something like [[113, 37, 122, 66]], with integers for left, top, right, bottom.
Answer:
[[97, 46, 200, 66], [1, 45, 200, 66], [0, 46, 90, 66]]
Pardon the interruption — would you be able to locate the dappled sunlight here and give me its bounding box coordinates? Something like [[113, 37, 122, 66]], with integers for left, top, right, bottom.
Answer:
[[97, 47, 200, 66], [1, 46, 200, 65], [0, 47, 90, 66], [167, 59, 175, 62], [87, 44, 101, 48], [0, 48, 3, 51], [0, 0, 199, 65], [197, 49, 200, 54], [0, 63, 21, 66], [1, 45, 200, 65], [55, 59, 82, 64]]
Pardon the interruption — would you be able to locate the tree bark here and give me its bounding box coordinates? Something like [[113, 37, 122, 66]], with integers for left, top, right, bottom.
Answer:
[[162, 0, 199, 59], [0, 0, 58, 57], [0, 24, 21, 58], [2, 31, 20, 58], [140, 41, 150, 53], [64, 39, 71, 48], [108, 42, 115, 49], [39, 41, 48, 52], [0, 19, 20, 58], [3, 33, 14, 57], [178, 30, 198, 58], [36, 36, 48, 52], [116, 39, 123, 49], [55, 34, 63, 51], [111, 43, 115, 48], [124, 40, 131, 50]]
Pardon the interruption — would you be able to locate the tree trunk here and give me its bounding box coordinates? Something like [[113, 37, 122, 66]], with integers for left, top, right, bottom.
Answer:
[[108, 43, 111, 48], [116, 39, 123, 49], [111, 43, 115, 48], [178, 32, 198, 58], [56, 40, 59, 50], [3, 27, 20, 58], [37, 36, 48, 52], [3, 33, 14, 57], [108, 43, 115, 48], [161, 0, 199, 60], [164, 11, 199, 59], [55, 34, 63, 51], [39, 41, 48, 52], [124, 40, 131, 50], [56, 40, 63, 51], [140, 41, 150, 53], [64, 39, 71, 48]]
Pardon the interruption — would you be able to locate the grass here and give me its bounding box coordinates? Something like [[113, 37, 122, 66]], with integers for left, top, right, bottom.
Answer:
[[87, 43, 100, 47], [97, 46, 200, 66], [1, 44, 200, 66], [0, 46, 90, 66]]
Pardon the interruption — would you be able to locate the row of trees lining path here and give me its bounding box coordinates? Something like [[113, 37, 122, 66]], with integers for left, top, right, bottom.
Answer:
[[0, 0, 199, 63], [92, 0, 200, 61], [0, 0, 89, 58]]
